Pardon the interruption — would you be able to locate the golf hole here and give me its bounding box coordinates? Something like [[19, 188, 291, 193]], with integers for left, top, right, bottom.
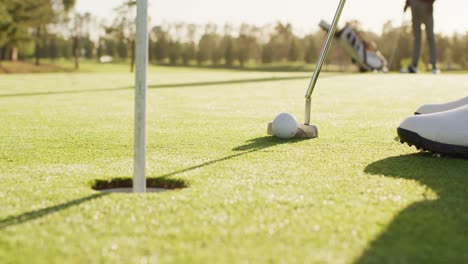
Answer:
[[90, 177, 189, 193]]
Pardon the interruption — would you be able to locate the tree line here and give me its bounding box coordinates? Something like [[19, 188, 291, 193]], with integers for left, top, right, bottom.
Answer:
[[1, 0, 467, 71]]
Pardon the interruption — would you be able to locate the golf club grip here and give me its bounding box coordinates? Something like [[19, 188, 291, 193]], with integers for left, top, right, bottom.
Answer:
[[305, 0, 346, 99]]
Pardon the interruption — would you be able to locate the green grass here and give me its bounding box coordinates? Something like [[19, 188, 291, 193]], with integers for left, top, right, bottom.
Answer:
[[0, 66, 467, 263]]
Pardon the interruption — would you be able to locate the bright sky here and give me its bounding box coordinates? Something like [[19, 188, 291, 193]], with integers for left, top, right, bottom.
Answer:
[[76, 0, 467, 35]]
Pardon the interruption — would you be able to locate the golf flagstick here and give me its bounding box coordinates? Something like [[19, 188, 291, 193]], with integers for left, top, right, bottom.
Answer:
[[304, 0, 346, 125], [134, 0, 148, 193]]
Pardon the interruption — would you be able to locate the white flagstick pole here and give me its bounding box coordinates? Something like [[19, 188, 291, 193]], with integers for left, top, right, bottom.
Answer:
[[133, 0, 148, 193]]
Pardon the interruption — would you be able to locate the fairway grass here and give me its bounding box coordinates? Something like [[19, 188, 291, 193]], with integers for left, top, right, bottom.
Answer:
[[0, 67, 467, 263]]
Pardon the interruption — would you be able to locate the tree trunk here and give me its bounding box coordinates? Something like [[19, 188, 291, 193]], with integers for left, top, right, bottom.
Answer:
[[73, 36, 79, 70], [130, 39, 135, 73], [0, 46, 3, 65], [11, 47, 17, 61], [96, 39, 102, 62], [148, 39, 153, 63], [35, 27, 41, 66]]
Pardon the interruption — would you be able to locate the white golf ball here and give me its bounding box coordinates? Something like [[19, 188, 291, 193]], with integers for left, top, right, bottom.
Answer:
[[272, 112, 298, 139]]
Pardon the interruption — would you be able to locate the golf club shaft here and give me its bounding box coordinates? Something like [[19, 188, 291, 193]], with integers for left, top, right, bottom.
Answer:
[[305, 0, 346, 124]]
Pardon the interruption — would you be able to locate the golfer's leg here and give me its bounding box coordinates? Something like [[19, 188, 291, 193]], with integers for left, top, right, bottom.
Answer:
[[411, 0, 422, 67], [425, 12, 437, 68]]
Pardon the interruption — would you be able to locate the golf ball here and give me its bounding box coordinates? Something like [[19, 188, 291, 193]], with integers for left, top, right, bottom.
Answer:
[[272, 112, 298, 139]]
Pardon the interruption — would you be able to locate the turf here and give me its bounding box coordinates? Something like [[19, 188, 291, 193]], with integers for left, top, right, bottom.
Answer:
[[0, 66, 467, 263]]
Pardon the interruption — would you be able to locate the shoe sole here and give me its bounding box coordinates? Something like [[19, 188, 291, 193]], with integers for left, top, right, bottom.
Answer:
[[397, 128, 468, 157]]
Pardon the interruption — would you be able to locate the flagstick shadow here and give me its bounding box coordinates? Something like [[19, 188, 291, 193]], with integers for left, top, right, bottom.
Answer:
[[0, 76, 310, 98], [0, 136, 302, 229], [355, 154, 468, 263], [0, 193, 108, 230], [156, 136, 305, 179]]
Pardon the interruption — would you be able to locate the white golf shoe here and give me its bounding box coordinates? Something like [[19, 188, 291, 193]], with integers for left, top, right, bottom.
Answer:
[[432, 68, 441, 75], [398, 105, 468, 157], [415, 96, 468, 115]]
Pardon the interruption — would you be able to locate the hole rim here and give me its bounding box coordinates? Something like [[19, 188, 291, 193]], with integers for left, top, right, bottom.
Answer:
[[90, 177, 189, 191]]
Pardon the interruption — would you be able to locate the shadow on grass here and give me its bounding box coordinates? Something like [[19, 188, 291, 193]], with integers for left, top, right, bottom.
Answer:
[[356, 153, 468, 263], [0, 193, 108, 230], [0, 76, 309, 98], [232, 136, 306, 151], [92, 137, 297, 190], [91, 136, 300, 191], [0, 136, 304, 229], [1, 177, 188, 229], [0, 177, 188, 229], [155, 136, 302, 178]]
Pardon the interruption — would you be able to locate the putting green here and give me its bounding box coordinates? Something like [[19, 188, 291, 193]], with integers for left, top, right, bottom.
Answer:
[[0, 67, 467, 263]]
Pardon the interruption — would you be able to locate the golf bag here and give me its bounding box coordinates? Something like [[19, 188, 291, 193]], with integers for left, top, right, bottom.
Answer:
[[319, 20, 388, 72]]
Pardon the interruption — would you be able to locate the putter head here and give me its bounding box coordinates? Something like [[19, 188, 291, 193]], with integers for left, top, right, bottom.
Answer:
[[267, 123, 318, 139]]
